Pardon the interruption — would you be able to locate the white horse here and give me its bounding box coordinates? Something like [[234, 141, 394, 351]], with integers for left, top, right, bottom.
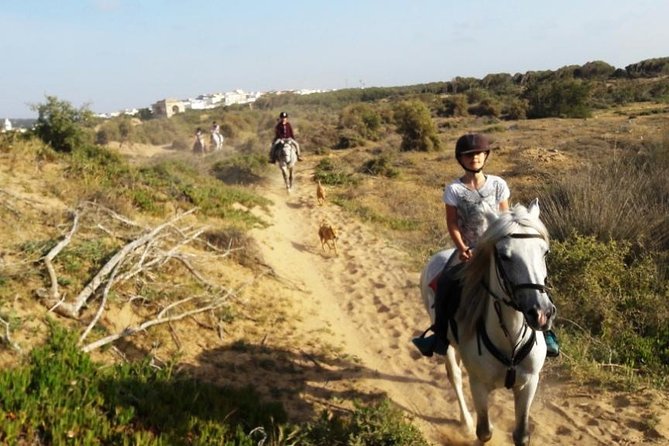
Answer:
[[275, 138, 297, 191], [419, 200, 555, 446], [210, 132, 223, 151]]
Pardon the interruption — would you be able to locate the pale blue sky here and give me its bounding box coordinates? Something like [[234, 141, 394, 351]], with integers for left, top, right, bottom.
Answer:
[[1, 0, 668, 118]]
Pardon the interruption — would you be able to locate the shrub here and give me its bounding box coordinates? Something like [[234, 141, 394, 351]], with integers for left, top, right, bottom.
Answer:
[[0, 322, 287, 445], [549, 234, 669, 378], [393, 101, 440, 152], [575, 60, 616, 80], [502, 98, 529, 120], [302, 400, 429, 446], [95, 128, 110, 145], [439, 94, 468, 117], [360, 154, 399, 178], [32, 96, 94, 153], [468, 97, 502, 117], [524, 79, 592, 118], [338, 103, 383, 141], [314, 158, 359, 186], [336, 129, 366, 149]]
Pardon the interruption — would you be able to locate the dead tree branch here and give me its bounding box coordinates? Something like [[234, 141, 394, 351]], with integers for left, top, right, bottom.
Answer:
[[0, 315, 21, 352], [81, 293, 229, 353], [78, 258, 123, 345], [38, 209, 82, 303], [80, 276, 258, 353], [51, 208, 197, 319]]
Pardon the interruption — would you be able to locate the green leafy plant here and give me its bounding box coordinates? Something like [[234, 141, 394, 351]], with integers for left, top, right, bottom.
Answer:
[[393, 101, 441, 152], [32, 96, 94, 153]]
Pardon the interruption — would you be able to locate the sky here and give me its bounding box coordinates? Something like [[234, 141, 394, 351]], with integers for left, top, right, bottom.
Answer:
[[1, 0, 668, 118]]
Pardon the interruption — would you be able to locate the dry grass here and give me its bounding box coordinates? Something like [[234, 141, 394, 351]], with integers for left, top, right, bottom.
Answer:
[[319, 105, 668, 267]]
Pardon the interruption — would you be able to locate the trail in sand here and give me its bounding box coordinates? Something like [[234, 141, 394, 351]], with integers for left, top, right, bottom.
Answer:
[[250, 160, 669, 446]]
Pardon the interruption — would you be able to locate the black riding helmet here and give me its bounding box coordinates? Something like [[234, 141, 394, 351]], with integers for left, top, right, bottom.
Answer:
[[279, 111, 288, 118], [455, 133, 491, 173]]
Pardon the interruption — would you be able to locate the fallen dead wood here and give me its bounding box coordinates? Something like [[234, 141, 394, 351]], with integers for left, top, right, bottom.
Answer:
[[35, 203, 256, 353], [39, 209, 82, 303], [46, 208, 198, 319]]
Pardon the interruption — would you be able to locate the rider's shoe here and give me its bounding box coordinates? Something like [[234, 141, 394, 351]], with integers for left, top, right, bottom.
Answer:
[[545, 330, 560, 358], [412, 334, 448, 357]]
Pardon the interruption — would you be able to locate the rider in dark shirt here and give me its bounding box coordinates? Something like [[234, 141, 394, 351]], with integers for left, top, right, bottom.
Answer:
[[269, 112, 302, 162]]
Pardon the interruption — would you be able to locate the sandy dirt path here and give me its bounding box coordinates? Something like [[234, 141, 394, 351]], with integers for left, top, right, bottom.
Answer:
[[249, 160, 668, 446]]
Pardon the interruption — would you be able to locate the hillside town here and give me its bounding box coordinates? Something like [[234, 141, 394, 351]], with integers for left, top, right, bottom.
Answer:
[[0, 87, 331, 130], [101, 87, 329, 119]]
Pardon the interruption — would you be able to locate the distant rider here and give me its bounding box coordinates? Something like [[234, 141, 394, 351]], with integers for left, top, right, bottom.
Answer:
[[269, 112, 302, 163]]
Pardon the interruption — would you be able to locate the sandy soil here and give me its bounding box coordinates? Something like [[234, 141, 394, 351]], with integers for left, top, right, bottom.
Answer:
[[6, 137, 664, 446], [245, 159, 669, 446]]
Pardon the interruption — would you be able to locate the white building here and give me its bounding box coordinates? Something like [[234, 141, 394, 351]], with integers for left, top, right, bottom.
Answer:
[[2, 118, 12, 132]]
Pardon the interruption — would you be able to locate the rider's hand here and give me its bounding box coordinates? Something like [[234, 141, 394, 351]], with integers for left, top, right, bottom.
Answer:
[[458, 247, 473, 263]]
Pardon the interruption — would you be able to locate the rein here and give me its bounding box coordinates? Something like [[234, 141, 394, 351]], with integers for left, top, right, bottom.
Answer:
[[476, 232, 546, 388]]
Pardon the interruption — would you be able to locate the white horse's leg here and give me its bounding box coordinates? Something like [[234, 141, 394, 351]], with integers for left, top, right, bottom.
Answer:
[[445, 348, 474, 433], [512, 375, 538, 446], [470, 380, 493, 443], [282, 170, 289, 190]]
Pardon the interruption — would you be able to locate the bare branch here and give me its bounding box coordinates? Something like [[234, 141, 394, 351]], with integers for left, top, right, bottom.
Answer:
[[40, 209, 82, 303], [81, 275, 258, 353], [53, 208, 198, 319], [81, 292, 231, 353], [0, 315, 21, 352], [78, 258, 124, 345]]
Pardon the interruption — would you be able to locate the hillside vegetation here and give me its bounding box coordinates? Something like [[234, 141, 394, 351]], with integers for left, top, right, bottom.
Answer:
[[0, 56, 668, 444]]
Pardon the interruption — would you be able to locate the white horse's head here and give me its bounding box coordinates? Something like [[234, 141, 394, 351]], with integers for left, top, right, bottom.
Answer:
[[277, 139, 296, 164], [461, 200, 556, 331]]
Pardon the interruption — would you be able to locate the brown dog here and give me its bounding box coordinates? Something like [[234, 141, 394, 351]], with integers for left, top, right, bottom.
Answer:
[[316, 180, 326, 205], [318, 221, 338, 255]]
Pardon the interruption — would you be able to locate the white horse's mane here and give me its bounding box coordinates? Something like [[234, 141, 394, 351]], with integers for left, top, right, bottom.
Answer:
[[456, 203, 550, 337]]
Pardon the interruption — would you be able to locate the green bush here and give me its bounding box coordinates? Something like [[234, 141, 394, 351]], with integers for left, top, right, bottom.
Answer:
[[32, 96, 94, 153], [0, 322, 286, 445], [360, 155, 399, 178], [0, 323, 431, 445], [439, 94, 468, 117], [549, 234, 669, 379], [524, 79, 592, 118], [338, 103, 383, 141], [468, 98, 502, 117], [393, 101, 440, 152], [502, 98, 529, 120], [314, 158, 359, 186], [302, 400, 429, 446]]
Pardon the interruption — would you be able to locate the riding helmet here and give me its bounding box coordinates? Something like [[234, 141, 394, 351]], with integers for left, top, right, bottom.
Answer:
[[455, 133, 491, 158], [279, 111, 288, 118]]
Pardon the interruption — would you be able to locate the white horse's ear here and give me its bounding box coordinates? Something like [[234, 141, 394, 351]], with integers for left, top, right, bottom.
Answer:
[[528, 198, 540, 218]]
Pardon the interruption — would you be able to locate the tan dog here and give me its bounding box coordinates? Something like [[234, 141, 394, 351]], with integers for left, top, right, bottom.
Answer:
[[318, 221, 338, 255], [316, 180, 326, 205]]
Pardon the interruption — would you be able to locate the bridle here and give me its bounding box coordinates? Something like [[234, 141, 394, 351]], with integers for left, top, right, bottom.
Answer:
[[482, 233, 550, 311], [477, 232, 551, 388]]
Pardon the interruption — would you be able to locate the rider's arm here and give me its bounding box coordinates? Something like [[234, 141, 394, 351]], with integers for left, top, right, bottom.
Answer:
[[446, 204, 471, 262]]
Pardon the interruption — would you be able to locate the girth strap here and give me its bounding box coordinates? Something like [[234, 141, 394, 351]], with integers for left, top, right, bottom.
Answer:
[[476, 318, 536, 389]]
